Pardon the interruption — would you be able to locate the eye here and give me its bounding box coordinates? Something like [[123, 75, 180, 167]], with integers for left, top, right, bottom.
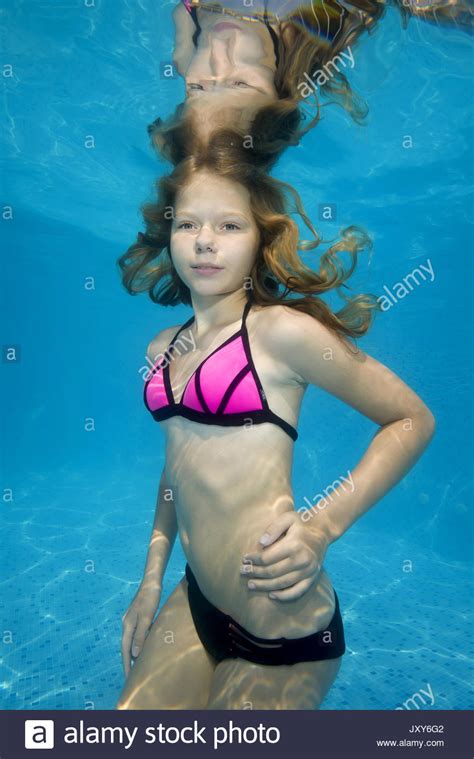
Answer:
[[234, 81, 250, 88], [187, 83, 204, 91], [176, 222, 196, 230], [222, 222, 240, 231]]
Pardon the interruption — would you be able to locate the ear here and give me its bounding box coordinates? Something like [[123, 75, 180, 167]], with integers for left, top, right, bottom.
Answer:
[[280, 22, 298, 50]]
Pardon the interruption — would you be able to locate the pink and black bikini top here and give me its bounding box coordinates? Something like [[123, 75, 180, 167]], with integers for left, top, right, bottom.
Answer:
[[144, 300, 298, 441]]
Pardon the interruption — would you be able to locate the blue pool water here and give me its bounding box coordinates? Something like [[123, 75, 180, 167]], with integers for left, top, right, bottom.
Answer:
[[1, 1, 473, 710]]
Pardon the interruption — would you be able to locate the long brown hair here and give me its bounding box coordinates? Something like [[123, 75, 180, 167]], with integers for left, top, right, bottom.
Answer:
[[118, 132, 381, 342]]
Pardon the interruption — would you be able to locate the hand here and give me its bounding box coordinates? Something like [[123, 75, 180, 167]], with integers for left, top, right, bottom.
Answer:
[[121, 583, 161, 679], [240, 511, 331, 602]]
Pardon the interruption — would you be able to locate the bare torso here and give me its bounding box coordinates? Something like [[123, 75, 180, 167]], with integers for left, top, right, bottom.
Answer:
[[156, 304, 337, 639]]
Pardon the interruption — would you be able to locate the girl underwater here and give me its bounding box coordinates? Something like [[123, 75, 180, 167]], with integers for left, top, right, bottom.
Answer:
[[115, 134, 435, 710], [150, 0, 473, 167]]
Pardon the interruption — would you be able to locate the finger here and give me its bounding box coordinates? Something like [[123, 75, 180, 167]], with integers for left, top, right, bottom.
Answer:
[[247, 568, 313, 592], [267, 577, 314, 602], [121, 617, 137, 678], [123, 658, 130, 680], [131, 619, 152, 659], [121, 642, 130, 680], [121, 632, 132, 678], [258, 512, 296, 547], [241, 556, 305, 579], [243, 540, 297, 567]]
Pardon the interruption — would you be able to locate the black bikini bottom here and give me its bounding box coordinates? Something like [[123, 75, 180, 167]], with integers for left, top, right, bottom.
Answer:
[[185, 562, 346, 666]]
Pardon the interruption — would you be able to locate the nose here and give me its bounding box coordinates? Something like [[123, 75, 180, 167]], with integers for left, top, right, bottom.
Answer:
[[195, 227, 216, 254], [209, 36, 233, 78]]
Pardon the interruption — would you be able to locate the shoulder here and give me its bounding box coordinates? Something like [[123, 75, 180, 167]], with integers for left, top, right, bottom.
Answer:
[[252, 302, 356, 385], [251, 305, 435, 431], [146, 322, 183, 365], [253, 303, 338, 352]]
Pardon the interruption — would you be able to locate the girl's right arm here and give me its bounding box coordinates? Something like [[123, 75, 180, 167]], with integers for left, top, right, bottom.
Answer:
[[121, 468, 178, 678], [139, 466, 178, 594], [121, 324, 182, 677]]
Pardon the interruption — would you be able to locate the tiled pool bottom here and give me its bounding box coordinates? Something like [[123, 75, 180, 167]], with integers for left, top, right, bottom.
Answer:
[[2, 487, 472, 710]]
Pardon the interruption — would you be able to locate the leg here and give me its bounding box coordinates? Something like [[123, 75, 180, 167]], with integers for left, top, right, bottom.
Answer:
[[206, 655, 343, 710], [116, 575, 218, 709]]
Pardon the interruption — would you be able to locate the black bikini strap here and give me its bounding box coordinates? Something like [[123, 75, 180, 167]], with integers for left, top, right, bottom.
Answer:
[[241, 298, 252, 328], [189, 5, 202, 48], [263, 0, 280, 68], [169, 315, 195, 347]]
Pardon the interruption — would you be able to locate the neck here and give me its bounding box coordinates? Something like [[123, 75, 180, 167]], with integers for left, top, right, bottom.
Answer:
[[189, 291, 249, 338]]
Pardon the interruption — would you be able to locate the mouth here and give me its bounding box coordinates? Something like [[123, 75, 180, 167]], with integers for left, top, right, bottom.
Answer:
[[191, 264, 224, 275], [212, 22, 242, 33], [191, 264, 223, 270]]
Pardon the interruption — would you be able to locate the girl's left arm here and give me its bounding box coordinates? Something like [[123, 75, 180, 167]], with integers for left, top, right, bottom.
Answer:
[[281, 309, 436, 547], [243, 308, 436, 600]]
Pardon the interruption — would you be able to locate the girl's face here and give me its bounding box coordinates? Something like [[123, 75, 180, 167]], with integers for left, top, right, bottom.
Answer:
[[170, 171, 260, 297]]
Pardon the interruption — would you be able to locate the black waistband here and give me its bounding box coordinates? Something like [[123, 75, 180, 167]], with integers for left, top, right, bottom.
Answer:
[[185, 561, 343, 646]]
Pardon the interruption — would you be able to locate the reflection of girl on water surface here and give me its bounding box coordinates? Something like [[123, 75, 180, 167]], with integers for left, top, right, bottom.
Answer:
[[115, 136, 435, 709], [151, 0, 473, 165]]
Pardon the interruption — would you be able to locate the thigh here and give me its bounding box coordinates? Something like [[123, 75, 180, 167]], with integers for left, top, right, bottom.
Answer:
[[117, 575, 218, 710], [206, 655, 343, 710]]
